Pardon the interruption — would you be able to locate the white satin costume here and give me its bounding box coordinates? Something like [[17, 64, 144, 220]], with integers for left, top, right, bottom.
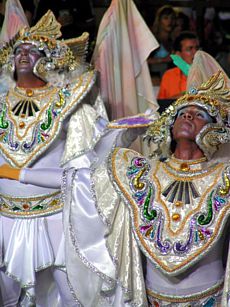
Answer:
[[66, 142, 230, 306], [0, 68, 142, 306]]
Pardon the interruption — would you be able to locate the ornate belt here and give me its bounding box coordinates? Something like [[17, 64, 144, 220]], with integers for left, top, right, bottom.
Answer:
[[147, 278, 223, 306], [0, 191, 63, 218]]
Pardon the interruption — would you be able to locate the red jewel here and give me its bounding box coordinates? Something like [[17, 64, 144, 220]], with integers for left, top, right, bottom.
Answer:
[[153, 301, 160, 307], [22, 204, 30, 210]]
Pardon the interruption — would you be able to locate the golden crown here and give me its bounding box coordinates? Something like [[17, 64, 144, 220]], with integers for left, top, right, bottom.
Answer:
[[0, 10, 89, 71], [145, 70, 230, 143]]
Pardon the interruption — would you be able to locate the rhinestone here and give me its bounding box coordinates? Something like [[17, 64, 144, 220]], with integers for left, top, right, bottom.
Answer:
[[172, 213, 181, 221], [19, 122, 25, 128], [175, 201, 183, 207], [180, 163, 190, 172], [198, 231, 204, 240], [22, 204, 30, 210], [26, 89, 34, 97]]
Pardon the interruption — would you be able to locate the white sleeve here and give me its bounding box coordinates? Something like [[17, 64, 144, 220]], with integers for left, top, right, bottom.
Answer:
[[20, 168, 63, 189]]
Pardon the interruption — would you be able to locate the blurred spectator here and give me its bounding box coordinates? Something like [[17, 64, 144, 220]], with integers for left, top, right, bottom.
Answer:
[[158, 31, 199, 99], [172, 10, 190, 41], [202, 7, 223, 57], [148, 5, 176, 76]]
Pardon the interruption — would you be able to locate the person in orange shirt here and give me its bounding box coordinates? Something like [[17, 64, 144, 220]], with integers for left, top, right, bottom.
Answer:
[[158, 31, 199, 99]]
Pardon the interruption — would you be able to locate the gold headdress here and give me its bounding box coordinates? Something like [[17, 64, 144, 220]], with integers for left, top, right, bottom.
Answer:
[[0, 10, 90, 79], [145, 69, 230, 160]]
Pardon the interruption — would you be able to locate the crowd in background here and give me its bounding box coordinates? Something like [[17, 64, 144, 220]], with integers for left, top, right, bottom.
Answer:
[[144, 4, 230, 86], [0, 0, 229, 101]]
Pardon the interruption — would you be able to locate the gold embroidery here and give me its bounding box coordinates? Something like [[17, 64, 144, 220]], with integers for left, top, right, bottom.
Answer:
[[162, 162, 222, 180], [111, 148, 230, 274], [7, 87, 58, 140], [153, 161, 223, 236], [0, 191, 62, 217], [147, 280, 223, 303], [0, 70, 94, 168]]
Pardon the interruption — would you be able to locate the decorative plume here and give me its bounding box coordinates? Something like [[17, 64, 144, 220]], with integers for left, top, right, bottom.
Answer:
[[29, 10, 62, 39]]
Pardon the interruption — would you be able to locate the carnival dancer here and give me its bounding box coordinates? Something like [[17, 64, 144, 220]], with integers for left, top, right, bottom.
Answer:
[[0, 5, 143, 306], [0, 0, 163, 303], [52, 51, 230, 306]]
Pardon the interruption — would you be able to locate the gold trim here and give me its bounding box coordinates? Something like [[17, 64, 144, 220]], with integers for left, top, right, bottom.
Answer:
[[7, 87, 58, 140], [112, 148, 230, 274], [0, 191, 60, 201], [153, 161, 223, 236], [14, 83, 53, 95], [0, 191, 63, 217], [0, 70, 94, 168], [147, 280, 223, 303], [171, 155, 207, 165], [162, 161, 222, 180]]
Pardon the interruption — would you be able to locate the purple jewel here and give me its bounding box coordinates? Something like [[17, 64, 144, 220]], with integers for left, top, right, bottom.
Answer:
[[156, 217, 171, 254], [174, 218, 195, 253], [115, 117, 152, 125], [138, 199, 144, 206], [52, 110, 58, 117], [140, 224, 152, 234], [201, 228, 212, 237], [134, 157, 145, 167], [41, 132, 49, 138]]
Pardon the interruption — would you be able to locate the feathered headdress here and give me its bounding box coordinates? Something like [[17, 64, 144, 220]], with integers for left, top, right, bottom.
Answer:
[[144, 51, 230, 160], [0, 3, 89, 79]]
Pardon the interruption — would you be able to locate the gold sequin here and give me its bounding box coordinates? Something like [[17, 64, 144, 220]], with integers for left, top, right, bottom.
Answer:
[[172, 213, 181, 221], [174, 201, 183, 207], [19, 122, 25, 128], [180, 163, 190, 172], [26, 89, 34, 97]]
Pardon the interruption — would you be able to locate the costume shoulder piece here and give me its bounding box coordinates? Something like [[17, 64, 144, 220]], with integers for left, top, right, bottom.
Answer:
[[0, 69, 96, 168], [110, 148, 230, 276]]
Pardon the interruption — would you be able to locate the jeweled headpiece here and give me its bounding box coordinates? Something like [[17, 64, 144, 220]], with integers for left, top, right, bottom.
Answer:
[[145, 69, 230, 160], [0, 10, 89, 80]]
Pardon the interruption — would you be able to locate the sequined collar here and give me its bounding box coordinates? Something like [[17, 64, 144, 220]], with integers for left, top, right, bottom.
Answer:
[[12, 83, 54, 99], [166, 155, 208, 173]]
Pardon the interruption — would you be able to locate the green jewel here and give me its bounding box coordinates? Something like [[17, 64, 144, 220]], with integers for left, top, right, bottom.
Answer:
[[12, 206, 20, 211], [143, 186, 157, 221], [197, 191, 213, 225], [0, 104, 9, 129], [32, 205, 44, 210], [41, 107, 52, 130]]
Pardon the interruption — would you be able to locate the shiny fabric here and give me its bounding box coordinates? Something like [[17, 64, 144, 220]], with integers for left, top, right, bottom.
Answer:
[[0, 81, 124, 306], [61, 100, 107, 166], [0, 0, 29, 42], [92, 0, 159, 120], [62, 165, 148, 306], [87, 147, 230, 306]]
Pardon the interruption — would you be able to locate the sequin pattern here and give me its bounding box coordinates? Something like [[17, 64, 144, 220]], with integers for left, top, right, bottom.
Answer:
[[111, 148, 230, 274]]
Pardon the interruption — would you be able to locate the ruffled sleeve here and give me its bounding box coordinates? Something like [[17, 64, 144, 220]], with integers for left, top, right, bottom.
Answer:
[[62, 163, 147, 306]]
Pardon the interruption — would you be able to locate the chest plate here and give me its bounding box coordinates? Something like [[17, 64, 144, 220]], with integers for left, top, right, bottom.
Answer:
[[0, 70, 95, 167], [111, 148, 230, 275]]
